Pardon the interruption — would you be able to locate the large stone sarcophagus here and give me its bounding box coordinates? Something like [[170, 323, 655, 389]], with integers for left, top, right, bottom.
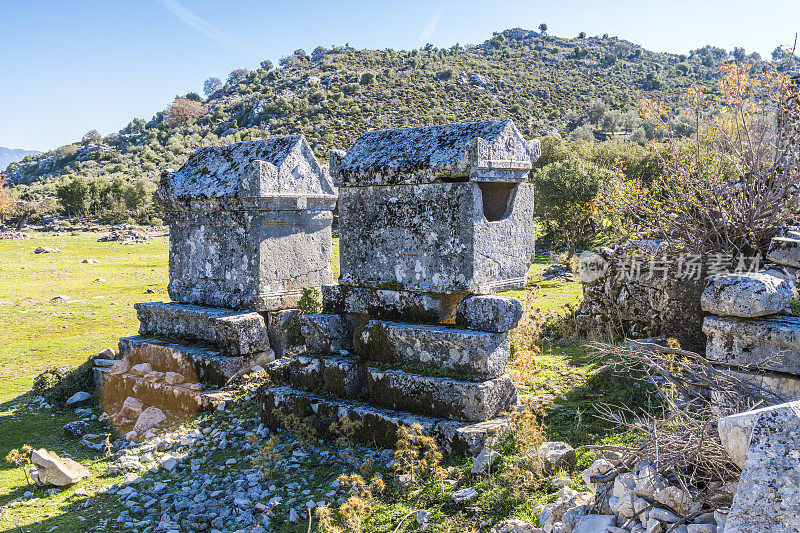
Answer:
[[159, 135, 337, 311], [330, 119, 538, 295]]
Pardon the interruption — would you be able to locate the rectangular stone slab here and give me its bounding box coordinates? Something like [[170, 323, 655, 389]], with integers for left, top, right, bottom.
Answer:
[[322, 285, 461, 324], [135, 301, 271, 355], [268, 353, 367, 398], [703, 315, 800, 374], [366, 368, 517, 422], [119, 336, 272, 386], [354, 320, 509, 380], [259, 385, 509, 455], [725, 401, 800, 532], [300, 313, 354, 354], [337, 181, 535, 295], [767, 236, 800, 268]]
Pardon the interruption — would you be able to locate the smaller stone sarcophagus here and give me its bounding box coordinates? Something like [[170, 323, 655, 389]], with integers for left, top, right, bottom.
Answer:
[[330, 119, 539, 295], [159, 135, 337, 311]]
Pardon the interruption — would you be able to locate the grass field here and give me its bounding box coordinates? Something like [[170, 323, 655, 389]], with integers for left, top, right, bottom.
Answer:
[[0, 231, 649, 532]]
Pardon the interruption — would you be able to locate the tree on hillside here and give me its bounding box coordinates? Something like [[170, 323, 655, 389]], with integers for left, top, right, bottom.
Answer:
[[185, 92, 202, 102], [56, 176, 90, 215], [588, 99, 608, 125], [82, 130, 101, 144], [533, 156, 613, 259], [227, 69, 249, 84], [0, 174, 14, 223], [165, 97, 204, 126], [539, 23, 548, 35], [203, 77, 222, 97], [259, 59, 273, 71]]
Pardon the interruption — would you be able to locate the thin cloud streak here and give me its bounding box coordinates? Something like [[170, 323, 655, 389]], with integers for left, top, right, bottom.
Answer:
[[416, 4, 445, 48], [155, 0, 256, 53]]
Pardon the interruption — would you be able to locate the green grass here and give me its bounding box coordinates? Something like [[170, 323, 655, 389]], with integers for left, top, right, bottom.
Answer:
[[0, 232, 652, 532]]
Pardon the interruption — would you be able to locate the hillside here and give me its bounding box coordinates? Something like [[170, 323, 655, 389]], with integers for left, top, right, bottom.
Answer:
[[4, 28, 786, 196], [1, 147, 41, 172]]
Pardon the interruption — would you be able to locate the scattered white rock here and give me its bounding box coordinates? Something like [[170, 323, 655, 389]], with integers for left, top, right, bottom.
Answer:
[[452, 487, 479, 503], [29, 449, 90, 486], [471, 447, 500, 474]]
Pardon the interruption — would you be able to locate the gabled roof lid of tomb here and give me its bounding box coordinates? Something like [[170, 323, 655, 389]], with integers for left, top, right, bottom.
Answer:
[[330, 119, 540, 186], [160, 135, 335, 199]]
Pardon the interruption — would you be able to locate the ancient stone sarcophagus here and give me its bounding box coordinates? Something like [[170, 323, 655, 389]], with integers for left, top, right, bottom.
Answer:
[[330, 119, 539, 295], [159, 135, 337, 311]]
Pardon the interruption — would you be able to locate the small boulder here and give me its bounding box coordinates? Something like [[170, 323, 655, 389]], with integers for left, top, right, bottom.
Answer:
[[98, 347, 115, 358], [164, 371, 185, 385], [132, 406, 166, 435], [120, 396, 143, 419], [491, 518, 543, 533], [471, 447, 500, 474], [539, 441, 576, 474], [63, 421, 88, 438], [452, 487, 479, 503], [129, 363, 152, 376], [29, 449, 90, 486], [65, 391, 92, 408], [108, 357, 129, 376], [581, 458, 613, 493], [82, 259, 99, 264], [34, 247, 61, 254], [572, 515, 616, 533]]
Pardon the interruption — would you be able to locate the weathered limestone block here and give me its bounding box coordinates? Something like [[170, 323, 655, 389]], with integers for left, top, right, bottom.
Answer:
[[456, 295, 524, 332], [300, 313, 354, 354], [721, 367, 800, 402], [354, 320, 510, 380], [268, 353, 366, 397], [267, 309, 300, 359], [119, 336, 272, 386], [703, 315, 800, 374], [332, 120, 538, 295], [700, 273, 791, 318], [337, 182, 535, 294], [725, 401, 800, 532], [322, 355, 367, 397], [30, 449, 90, 487], [322, 284, 461, 324], [366, 368, 517, 421], [135, 301, 270, 355], [767, 236, 800, 268], [718, 399, 800, 468], [259, 385, 508, 455], [159, 135, 336, 311]]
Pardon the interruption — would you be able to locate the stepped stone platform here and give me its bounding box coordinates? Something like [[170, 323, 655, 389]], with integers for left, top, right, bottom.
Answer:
[[703, 315, 800, 374], [259, 385, 508, 455], [260, 120, 537, 456], [118, 335, 270, 385], [100, 371, 231, 414], [354, 320, 510, 380], [135, 301, 271, 356]]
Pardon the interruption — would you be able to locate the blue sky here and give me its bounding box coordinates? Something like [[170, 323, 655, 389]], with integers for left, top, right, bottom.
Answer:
[[1, 0, 798, 151]]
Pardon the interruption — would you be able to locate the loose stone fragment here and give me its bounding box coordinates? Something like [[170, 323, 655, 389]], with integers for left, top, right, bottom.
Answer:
[[767, 236, 800, 267], [538, 441, 576, 474], [703, 315, 800, 374], [30, 449, 90, 486]]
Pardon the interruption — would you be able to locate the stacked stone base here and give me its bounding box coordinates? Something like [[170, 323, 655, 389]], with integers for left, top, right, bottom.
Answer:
[[100, 301, 275, 421], [259, 288, 523, 455], [701, 231, 800, 402]]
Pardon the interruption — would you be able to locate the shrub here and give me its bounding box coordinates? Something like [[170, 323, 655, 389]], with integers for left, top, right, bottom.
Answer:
[[32, 359, 95, 406]]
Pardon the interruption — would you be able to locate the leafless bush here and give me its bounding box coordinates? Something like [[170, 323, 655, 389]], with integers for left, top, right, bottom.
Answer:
[[588, 341, 786, 499]]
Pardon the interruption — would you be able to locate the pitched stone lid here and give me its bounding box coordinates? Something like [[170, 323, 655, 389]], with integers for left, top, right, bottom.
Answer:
[[160, 135, 335, 199], [330, 119, 540, 186]]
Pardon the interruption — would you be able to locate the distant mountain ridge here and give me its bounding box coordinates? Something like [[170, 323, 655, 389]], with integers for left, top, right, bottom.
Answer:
[[1, 147, 41, 173], [4, 27, 794, 190]]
